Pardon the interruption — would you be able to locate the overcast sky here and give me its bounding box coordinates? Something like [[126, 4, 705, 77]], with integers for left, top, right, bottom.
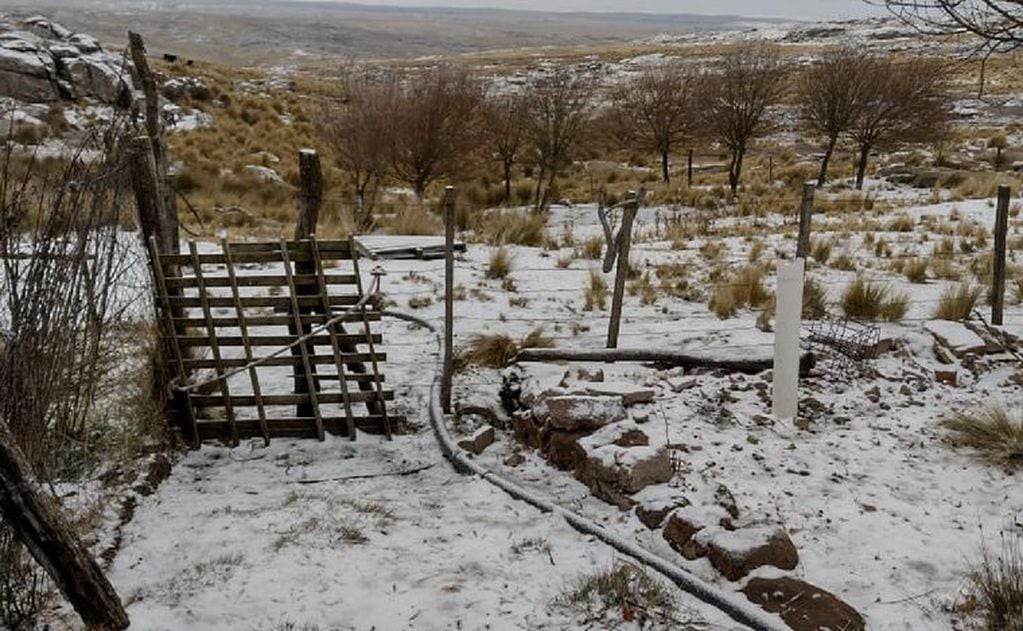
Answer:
[[327, 0, 886, 20]]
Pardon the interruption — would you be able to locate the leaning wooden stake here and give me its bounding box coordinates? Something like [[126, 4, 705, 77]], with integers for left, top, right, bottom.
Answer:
[[992, 185, 1011, 326], [0, 422, 129, 630], [442, 186, 456, 414], [795, 183, 814, 260], [600, 188, 645, 349]]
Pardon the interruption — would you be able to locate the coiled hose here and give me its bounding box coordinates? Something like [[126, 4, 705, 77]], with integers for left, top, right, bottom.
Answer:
[[382, 310, 787, 631]]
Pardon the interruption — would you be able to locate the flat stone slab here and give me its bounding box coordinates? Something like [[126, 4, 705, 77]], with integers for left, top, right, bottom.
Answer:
[[545, 395, 626, 431], [583, 382, 655, 405], [744, 577, 865, 631], [925, 320, 987, 357]]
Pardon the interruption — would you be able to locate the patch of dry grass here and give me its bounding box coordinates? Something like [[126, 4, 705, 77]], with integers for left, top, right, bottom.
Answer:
[[584, 269, 608, 311], [934, 282, 982, 321], [840, 277, 908, 321], [460, 329, 555, 368], [486, 246, 513, 280], [942, 406, 1023, 467]]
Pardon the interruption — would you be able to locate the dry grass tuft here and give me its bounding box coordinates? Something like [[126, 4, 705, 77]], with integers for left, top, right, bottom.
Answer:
[[554, 563, 676, 626], [486, 246, 513, 280], [585, 270, 608, 311], [942, 406, 1023, 467], [383, 206, 443, 235], [904, 258, 929, 283], [962, 531, 1023, 630], [460, 329, 555, 368], [709, 265, 770, 319], [840, 277, 908, 321], [934, 283, 982, 321], [476, 210, 548, 246]]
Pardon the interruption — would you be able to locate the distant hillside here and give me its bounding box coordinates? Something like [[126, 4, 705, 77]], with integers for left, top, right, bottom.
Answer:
[[0, 0, 790, 64]]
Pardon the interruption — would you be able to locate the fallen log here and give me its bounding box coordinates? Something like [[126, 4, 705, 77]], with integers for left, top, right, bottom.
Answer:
[[513, 348, 815, 376], [0, 422, 129, 630]]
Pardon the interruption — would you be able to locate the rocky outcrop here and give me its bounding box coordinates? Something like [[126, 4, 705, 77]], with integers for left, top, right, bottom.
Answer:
[[0, 15, 132, 105]]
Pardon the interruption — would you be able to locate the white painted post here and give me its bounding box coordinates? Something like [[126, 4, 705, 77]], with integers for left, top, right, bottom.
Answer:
[[772, 259, 805, 420]]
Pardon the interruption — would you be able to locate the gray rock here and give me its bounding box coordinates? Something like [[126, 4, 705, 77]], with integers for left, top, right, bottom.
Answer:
[[545, 395, 625, 431]]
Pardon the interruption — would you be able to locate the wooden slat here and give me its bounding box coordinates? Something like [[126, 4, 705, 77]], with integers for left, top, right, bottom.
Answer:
[[168, 295, 359, 309], [195, 416, 405, 440], [148, 237, 199, 448], [182, 352, 386, 370], [176, 333, 382, 348], [223, 239, 270, 446], [191, 390, 394, 407], [279, 237, 324, 440], [172, 313, 381, 328], [189, 241, 239, 446], [311, 237, 358, 440], [158, 240, 352, 267], [163, 274, 358, 289], [350, 234, 393, 439]]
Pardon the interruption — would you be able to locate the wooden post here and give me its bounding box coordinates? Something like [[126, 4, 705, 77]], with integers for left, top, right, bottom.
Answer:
[[128, 31, 178, 255], [796, 183, 814, 260], [130, 136, 169, 253], [768, 155, 774, 183], [0, 422, 129, 630], [291, 150, 324, 420], [442, 186, 456, 414], [606, 189, 644, 349], [993, 185, 1011, 325], [295, 149, 323, 239], [687, 149, 694, 188]]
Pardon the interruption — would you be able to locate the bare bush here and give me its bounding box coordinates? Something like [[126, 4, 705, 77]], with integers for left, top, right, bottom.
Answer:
[[525, 70, 591, 210], [613, 64, 696, 183], [481, 92, 530, 204], [701, 44, 786, 195]]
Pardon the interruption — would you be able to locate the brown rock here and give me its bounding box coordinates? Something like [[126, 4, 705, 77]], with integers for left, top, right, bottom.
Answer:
[[575, 445, 672, 509], [613, 428, 649, 447], [503, 453, 525, 467], [662, 505, 733, 560], [935, 369, 957, 387], [743, 577, 865, 631], [635, 494, 689, 530], [543, 430, 588, 471], [510, 413, 542, 449], [700, 527, 799, 581], [457, 426, 495, 455]]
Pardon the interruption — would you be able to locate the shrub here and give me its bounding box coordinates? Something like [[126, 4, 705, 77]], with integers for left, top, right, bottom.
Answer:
[[486, 246, 513, 280], [934, 283, 982, 321], [584, 270, 608, 311], [904, 258, 929, 283], [942, 406, 1023, 467], [840, 277, 908, 321]]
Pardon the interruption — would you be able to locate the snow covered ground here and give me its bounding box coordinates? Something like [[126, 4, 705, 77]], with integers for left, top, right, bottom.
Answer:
[[105, 180, 1023, 630]]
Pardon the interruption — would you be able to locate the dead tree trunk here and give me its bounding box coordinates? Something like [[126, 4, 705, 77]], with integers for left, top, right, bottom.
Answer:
[[0, 422, 129, 630]]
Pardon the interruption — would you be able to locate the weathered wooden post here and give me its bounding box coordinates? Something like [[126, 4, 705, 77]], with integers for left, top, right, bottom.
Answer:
[[795, 183, 815, 260], [993, 185, 1011, 325], [687, 149, 694, 188], [129, 31, 178, 255], [442, 186, 456, 414], [601, 188, 645, 349], [0, 422, 129, 630], [130, 136, 170, 253], [292, 149, 324, 420]]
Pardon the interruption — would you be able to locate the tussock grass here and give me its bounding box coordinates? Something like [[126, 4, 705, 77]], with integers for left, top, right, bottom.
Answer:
[[962, 532, 1023, 630], [885, 214, 915, 232], [904, 258, 929, 283], [585, 270, 608, 311], [577, 235, 604, 260], [802, 276, 828, 320], [554, 563, 676, 626], [486, 246, 513, 280], [460, 329, 555, 368], [383, 206, 443, 235], [811, 238, 832, 265], [476, 210, 548, 246], [709, 265, 770, 319], [942, 406, 1023, 467], [840, 277, 908, 321], [934, 283, 982, 321]]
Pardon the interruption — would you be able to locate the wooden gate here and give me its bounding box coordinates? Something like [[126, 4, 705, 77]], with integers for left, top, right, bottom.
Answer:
[[148, 236, 399, 447]]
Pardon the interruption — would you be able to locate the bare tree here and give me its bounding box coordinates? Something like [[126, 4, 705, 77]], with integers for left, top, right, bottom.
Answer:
[[847, 57, 949, 190], [798, 49, 872, 187], [480, 91, 529, 204], [614, 63, 697, 184], [526, 70, 591, 211], [389, 66, 482, 200], [318, 72, 395, 230], [702, 44, 786, 195], [879, 1, 1023, 51]]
